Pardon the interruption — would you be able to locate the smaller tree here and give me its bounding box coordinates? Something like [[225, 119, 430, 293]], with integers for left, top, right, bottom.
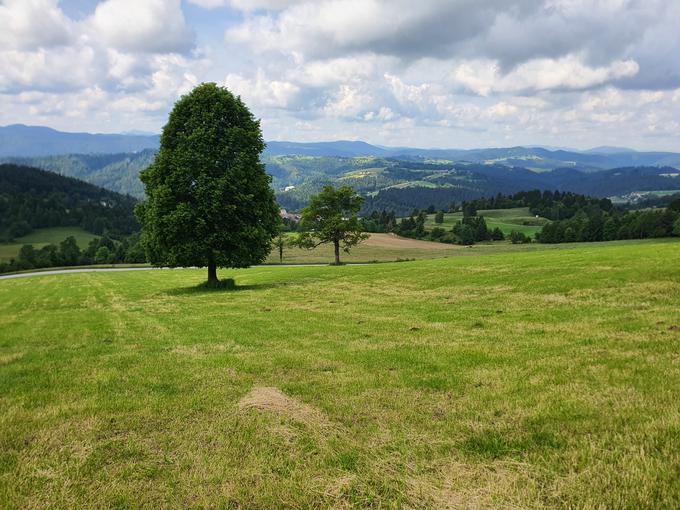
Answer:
[[452, 222, 476, 245], [509, 230, 530, 244], [673, 217, 680, 237], [95, 246, 111, 264], [490, 227, 505, 241], [434, 210, 445, 224], [295, 186, 368, 265], [462, 202, 477, 218], [272, 232, 288, 263], [59, 236, 81, 266], [18, 244, 37, 268]]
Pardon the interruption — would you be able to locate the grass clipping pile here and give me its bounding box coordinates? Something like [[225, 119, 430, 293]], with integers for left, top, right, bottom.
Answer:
[[238, 386, 334, 430]]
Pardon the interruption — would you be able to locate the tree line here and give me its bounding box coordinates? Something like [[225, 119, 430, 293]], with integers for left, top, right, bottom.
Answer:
[[453, 190, 614, 220], [538, 201, 680, 243], [361, 190, 680, 246], [0, 234, 145, 274]]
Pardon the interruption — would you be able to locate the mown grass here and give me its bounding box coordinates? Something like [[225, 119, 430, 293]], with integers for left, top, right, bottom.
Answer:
[[0, 227, 98, 261], [265, 233, 461, 264], [423, 207, 550, 236], [1, 239, 679, 508]]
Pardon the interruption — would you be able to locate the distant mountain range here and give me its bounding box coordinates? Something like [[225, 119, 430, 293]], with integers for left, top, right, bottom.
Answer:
[[2, 124, 680, 213], [3, 124, 680, 171], [0, 124, 160, 158]]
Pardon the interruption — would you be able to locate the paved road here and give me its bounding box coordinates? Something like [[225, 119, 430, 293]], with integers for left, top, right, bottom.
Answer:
[[0, 264, 349, 281], [0, 267, 159, 280]]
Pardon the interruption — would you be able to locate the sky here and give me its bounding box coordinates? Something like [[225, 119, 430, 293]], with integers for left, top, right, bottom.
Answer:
[[1, 0, 680, 150]]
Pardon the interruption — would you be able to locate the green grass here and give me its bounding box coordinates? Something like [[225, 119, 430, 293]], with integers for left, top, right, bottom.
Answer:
[[1, 239, 680, 508], [0, 227, 98, 261], [423, 207, 550, 236]]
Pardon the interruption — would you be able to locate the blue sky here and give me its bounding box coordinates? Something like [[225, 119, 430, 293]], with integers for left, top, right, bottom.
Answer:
[[2, 0, 680, 150]]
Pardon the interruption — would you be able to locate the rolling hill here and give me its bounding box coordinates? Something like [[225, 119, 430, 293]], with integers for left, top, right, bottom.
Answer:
[[2, 150, 155, 198], [276, 158, 680, 215]]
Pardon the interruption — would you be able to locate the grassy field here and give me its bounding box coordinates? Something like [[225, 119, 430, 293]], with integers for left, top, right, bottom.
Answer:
[[0, 227, 98, 261], [1, 239, 680, 508], [423, 208, 550, 237], [266, 233, 461, 264]]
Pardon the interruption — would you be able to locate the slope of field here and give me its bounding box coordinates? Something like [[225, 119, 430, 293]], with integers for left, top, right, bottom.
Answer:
[[265, 232, 461, 264], [422, 207, 550, 236], [1, 240, 679, 508], [0, 227, 98, 261]]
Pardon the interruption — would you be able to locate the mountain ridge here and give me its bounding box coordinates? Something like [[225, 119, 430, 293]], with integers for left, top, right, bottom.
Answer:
[[3, 125, 680, 170]]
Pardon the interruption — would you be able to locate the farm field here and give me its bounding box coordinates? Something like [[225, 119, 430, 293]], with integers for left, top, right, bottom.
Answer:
[[265, 232, 461, 264], [0, 227, 98, 261], [1, 239, 679, 508], [422, 207, 550, 237]]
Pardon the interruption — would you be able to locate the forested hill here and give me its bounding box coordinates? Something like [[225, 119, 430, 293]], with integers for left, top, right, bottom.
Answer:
[[0, 164, 139, 242], [2, 150, 155, 198]]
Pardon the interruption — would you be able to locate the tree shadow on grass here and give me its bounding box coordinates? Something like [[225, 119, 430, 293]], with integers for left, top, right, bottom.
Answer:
[[165, 279, 287, 296]]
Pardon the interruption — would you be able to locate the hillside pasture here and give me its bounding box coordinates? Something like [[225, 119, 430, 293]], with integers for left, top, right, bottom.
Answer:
[[0, 227, 98, 261], [423, 207, 550, 237], [1, 239, 679, 508]]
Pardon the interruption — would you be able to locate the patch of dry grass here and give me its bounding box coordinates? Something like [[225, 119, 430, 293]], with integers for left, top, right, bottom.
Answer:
[[238, 386, 335, 430]]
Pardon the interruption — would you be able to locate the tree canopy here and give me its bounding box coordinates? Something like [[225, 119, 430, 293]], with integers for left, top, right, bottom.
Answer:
[[136, 83, 280, 285], [296, 186, 368, 265]]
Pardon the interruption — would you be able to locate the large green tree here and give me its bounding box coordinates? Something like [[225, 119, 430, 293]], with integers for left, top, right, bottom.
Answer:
[[296, 186, 368, 265], [136, 83, 280, 285]]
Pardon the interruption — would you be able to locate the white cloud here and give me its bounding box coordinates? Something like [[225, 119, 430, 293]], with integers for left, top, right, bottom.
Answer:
[[294, 56, 389, 87], [486, 102, 519, 117], [0, 0, 74, 50], [0, 46, 98, 93], [451, 56, 639, 95], [224, 70, 300, 108], [187, 0, 229, 8], [190, 0, 300, 9], [90, 0, 194, 54], [323, 84, 374, 118]]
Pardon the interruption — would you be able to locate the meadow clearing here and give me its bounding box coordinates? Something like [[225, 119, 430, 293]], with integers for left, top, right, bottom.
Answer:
[[0, 227, 98, 262], [422, 208, 550, 237], [1, 239, 679, 508]]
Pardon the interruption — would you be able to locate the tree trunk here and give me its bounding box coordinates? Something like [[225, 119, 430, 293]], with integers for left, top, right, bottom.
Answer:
[[279, 245, 283, 263], [333, 240, 341, 265], [207, 261, 218, 285]]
